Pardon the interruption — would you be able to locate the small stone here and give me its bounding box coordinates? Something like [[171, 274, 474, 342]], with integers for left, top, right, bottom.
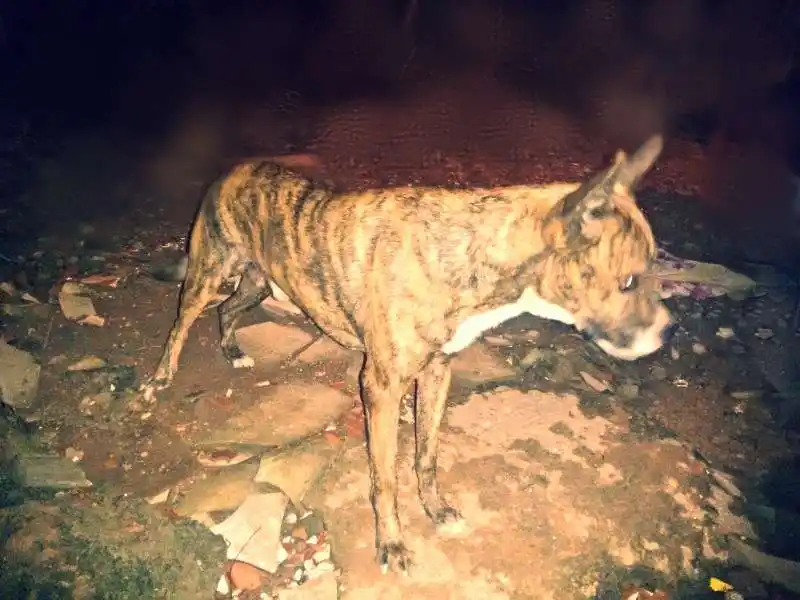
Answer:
[[216, 575, 231, 596], [520, 348, 547, 367], [146, 488, 171, 505], [79, 391, 113, 415], [729, 390, 763, 400], [691, 343, 707, 355], [277, 545, 289, 564], [617, 383, 639, 399], [303, 545, 318, 561], [211, 492, 288, 573], [650, 365, 668, 381], [670, 347, 680, 360], [304, 559, 315, 571], [307, 535, 318, 545], [284, 511, 298, 526], [17, 454, 92, 489], [229, 560, 267, 591], [293, 568, 304, 582], [48, 354, 68, 366], [299, 513, 326, 537], [312, 545, 331, 563], [312, 560, 335, 574], [754, 328, 774, 340], [0, 339, 41, 410], [291, 525, 308, 540], [64, 447, 84, 462], [278, 571, 338, 599], [716, 327, 735, 339], [205, 382, 354, 447]]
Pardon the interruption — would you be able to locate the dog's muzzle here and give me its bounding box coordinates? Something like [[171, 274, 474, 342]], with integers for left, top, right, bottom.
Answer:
[[661, 321, 678, 344]]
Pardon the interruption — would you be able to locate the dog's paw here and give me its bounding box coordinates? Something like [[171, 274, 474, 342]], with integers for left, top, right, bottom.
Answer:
[[139, 377, 170, 403], [434, 506, 468, 536], [377, 540, 413, 576], [231, 355, 255, 369], [140, 385, 159, 404]]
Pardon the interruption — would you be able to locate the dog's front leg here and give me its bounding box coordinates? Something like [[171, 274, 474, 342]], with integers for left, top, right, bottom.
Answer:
[[415, 354, 463, 528], [360, 355, 411, 574]]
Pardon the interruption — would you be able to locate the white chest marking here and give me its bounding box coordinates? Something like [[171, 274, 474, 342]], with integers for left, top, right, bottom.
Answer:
[[441, 288, 576, 355], [268, 281, 291, 302]]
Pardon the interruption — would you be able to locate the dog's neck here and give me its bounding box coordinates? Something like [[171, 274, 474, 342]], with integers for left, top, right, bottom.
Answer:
[[480, 184, 575, 272]]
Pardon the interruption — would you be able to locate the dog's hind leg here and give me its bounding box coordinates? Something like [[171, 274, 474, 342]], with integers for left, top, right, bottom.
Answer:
[[145, 253, 229, 395], [414, 354, 463, 530], [219, 263, 272, 368]]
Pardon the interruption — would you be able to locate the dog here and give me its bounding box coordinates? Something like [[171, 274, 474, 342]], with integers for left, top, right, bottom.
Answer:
[[142, 134, 674, 574]]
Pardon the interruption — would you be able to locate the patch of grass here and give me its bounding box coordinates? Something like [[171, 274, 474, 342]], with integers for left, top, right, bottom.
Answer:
[[0, 493, 227, 599], [572, 445, 604, 469], [577, 392, 614, 418], [549, 421, 574, 438], [510, 438, 561, 467]]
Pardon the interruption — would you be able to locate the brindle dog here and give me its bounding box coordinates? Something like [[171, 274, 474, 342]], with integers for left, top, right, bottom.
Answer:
[[143, 135, 673, 574]]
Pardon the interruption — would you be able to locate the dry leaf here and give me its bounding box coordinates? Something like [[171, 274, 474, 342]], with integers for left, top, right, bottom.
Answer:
[[67, 355, 107, 372], [20, 292, 41, 304], [580, 370, 610, 392], [79, 314, 106, 327], [81, 273, 122, 288]]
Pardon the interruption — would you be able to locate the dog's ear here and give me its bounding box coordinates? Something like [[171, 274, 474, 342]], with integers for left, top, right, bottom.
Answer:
[[543, 134, 663, 248], [608, 134, 663, 195]]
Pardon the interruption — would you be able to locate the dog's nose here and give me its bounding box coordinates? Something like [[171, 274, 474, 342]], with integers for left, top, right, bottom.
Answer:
[[581, 322, 603, 342], [661, 322, 678, 344]]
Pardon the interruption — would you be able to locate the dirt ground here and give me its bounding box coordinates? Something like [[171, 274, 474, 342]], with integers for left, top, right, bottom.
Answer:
[[3, 76, 800, 599]]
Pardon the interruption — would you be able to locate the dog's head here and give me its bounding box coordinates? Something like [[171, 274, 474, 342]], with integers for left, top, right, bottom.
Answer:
[[536, 135, 673, 360]]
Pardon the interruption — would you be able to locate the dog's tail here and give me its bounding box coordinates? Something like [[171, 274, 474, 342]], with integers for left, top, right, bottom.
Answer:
[[148, 255, 189, 282], [147, 153, 323, 285]]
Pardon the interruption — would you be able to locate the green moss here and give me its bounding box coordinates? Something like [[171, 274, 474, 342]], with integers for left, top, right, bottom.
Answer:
[[0, 493, 227, 599]]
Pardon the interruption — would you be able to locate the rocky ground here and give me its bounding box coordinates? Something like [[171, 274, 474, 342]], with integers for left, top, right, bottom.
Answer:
[[2, 77, 800, 599]]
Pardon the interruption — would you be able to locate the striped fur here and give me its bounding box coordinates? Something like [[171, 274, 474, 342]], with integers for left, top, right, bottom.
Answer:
[[143, 135, 672, 574]]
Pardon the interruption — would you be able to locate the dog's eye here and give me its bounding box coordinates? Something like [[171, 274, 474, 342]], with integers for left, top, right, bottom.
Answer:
[[620, 274, 639, 292]]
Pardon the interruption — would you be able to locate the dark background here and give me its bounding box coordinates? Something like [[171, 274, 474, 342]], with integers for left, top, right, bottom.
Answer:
[[2, 0, 799, 144], [2, 0, 800, 254]]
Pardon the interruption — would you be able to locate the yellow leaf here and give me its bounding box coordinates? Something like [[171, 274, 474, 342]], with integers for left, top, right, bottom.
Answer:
[[709, 577, 733, 592]]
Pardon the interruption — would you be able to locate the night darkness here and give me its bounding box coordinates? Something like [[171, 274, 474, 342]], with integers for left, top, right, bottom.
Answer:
[[5, 1, 800, 598]]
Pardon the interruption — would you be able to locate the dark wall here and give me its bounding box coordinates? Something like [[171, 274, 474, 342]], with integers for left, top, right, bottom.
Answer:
[[1, 0, 798, 141]]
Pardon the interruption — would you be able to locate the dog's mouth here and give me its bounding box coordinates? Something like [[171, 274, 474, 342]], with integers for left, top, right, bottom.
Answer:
[[580, 310, 675, 361]]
